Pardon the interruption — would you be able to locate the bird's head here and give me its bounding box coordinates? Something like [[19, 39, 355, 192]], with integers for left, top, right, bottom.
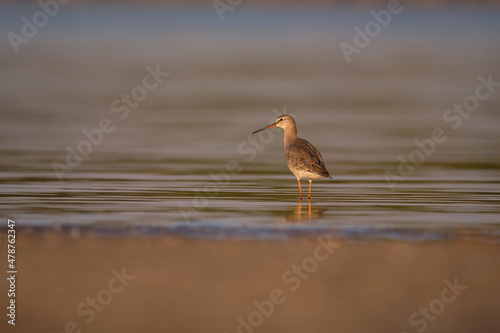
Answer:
[[252, 114, 296, 134]]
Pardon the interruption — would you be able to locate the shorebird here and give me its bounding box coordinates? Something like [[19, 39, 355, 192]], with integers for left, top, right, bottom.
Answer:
[[252, 114, 332, 202]]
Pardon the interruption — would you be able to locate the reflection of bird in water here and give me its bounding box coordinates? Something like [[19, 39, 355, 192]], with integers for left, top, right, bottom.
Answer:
[[284, 204, 326, 222], [252, 114, 332, 203]]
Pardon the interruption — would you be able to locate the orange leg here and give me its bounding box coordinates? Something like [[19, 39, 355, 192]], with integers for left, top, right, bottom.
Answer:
[[297, 178, 302, 200], [308, 179, 312, 201]]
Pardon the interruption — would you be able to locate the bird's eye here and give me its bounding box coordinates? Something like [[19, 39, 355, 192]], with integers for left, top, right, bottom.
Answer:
[[279, 118, 283, 121]]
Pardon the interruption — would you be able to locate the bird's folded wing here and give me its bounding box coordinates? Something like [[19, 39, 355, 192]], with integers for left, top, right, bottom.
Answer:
[[286, 139, 330, 177]]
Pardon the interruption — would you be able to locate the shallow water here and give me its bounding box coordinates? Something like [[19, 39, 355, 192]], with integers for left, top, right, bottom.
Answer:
[[1, 6, 500, 239]]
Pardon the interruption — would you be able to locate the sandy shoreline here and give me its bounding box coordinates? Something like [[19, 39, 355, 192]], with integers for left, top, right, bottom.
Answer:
[[1, 230, 499, 333]]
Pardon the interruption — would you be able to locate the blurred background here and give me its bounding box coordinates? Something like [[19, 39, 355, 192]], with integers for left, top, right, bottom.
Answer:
[[0, 1, 499, 234]]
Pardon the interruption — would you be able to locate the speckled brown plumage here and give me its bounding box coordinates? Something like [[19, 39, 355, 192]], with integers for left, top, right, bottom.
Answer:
[[286, 138, 331, 179]]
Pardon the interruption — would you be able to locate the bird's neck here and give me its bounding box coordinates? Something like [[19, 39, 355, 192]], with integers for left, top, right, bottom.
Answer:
[[284, 128, 298, 146]]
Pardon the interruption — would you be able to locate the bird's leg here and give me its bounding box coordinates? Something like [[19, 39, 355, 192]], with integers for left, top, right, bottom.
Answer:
[[297, 178, 302, 202], [307, 179, 312, 202]]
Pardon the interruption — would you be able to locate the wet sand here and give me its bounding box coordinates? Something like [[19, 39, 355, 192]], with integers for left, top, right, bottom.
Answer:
[[1, 230, 499, 333]]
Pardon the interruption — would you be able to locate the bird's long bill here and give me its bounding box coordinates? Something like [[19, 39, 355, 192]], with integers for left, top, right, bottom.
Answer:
[[252, 123, 276, 134]]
